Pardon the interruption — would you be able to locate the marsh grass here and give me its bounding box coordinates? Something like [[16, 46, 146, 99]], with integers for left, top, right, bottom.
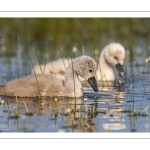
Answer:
[[51, 61, 57, 76], [135, 58, 147, 94], [93, 39, 105, 88], [9, 114, 20, 119], [35, 47, 43, 73], [0, 98, 4, 105], [34, 45, 49, 74], [71, 55, 77, 110], [23, 101, 33, 116], [81, 43, 85, 55], [5, 38, 12, 81], [28, 54, 43, 113], [0, 78, 11, 112], [1, 33, 150, 131], [131, 65, 135, 118], [104, 74, 111, 92], [92, 103, 96, 113], [128, 83, 133, 92], [58, 46, 66, 70], [17, 34, 22, 77], [43, 45, 49, 73], [15, 96, 18, 115], [97, 64, 105, 88], [93, 38, 99, 62], [142, 106, 149, 116], [84, 101, 88, 113]]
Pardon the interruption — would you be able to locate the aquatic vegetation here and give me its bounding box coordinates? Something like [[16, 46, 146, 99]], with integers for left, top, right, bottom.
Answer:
[[135, 58, 147, 94], [0, 98, 4, 105], [0, 18, 150, 132]]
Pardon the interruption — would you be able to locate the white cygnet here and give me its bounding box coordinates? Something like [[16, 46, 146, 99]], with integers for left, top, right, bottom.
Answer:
[[33, 42, 125, 82], [97, 42, 125, 81]]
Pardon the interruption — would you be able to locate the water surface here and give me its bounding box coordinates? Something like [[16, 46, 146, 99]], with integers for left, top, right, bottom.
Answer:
[[0, 57, 150, 132]]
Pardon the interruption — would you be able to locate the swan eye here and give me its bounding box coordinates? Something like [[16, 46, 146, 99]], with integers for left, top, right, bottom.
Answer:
[[114, 56, 117, 60], [89, 70, 92, 73]]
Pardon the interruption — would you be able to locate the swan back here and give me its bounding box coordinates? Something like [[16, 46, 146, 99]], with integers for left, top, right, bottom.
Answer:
[[33, 59, 70, 75]]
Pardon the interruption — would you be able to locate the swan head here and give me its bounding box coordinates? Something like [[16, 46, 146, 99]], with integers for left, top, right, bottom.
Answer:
[[104, 42, 125, 78], [73, 55, 98, 92]]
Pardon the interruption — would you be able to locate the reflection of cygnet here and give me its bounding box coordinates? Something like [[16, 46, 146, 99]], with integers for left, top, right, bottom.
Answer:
[[0, 55, 98, 97], [33, 42, 125, 82]]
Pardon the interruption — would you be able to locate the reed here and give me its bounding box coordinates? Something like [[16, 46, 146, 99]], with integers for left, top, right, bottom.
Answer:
[[81, 42, 85, 55], [93, 102, 96, 113], [58, 46, 66, 70], [43, 45, 49, 74], [71, 55, 76, 108], [132, 81, 135, 117], [5, 38, 12, 81], [23, 101, 33, 116], [17, 34, 22, 77], [35, 46, 43, 73], [15, 96, 18, 115], [142, 106, 149, 116], [94, 38, 100, 63], [94, 40, 105, 88], [135, 58, 147, 94], [28, 54, 42, 108], [0, 78, 11, 112], [104, 74, 111, 92], [23, 101, 29, 113], [84, 100, 88, 113]]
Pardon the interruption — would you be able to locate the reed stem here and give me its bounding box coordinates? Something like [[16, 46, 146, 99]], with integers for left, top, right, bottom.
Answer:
[[135, 58, 147, 94], [28, 54, 42, 103], [0, 78, 11, 112], [35, 47, 43, 73], [58, 46, 66, 70], [71, 56, 76, 108]]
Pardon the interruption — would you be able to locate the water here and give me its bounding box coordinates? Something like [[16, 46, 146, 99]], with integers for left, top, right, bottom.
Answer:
[[1, 53, 150, 132]]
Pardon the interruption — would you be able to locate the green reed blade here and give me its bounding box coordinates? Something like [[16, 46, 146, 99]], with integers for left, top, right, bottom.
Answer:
[[58, 46, 66, 70], [28, 54, 42, 103], [35, 46, 43, 74], [0, 78, 11, 112]]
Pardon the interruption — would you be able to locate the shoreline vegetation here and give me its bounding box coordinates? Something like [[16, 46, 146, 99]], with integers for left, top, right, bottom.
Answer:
[[0, 18, 150, 62]]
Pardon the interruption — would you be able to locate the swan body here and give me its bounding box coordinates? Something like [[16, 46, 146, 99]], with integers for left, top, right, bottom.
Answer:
[[33, 59, 71, 80], [0, 55, 98, 97], [33, 42, 125, 81]]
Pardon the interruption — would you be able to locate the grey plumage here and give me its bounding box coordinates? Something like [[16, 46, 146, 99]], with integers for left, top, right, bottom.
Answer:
[[0, 55, 97, 97]]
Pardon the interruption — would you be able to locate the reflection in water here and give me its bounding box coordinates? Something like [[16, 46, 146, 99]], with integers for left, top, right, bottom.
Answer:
[[0, 86, 127, 132], [1, 97, 99, 132], [0, 77, 150, 132]]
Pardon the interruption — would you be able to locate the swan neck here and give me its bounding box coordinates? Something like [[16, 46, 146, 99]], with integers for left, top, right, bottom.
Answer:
[[99, 51, 111, 67], [64, 63, 83, 97], [97, 50, 115, 81]]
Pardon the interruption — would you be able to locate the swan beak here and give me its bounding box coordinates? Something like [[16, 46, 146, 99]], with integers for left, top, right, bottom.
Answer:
[[116, 64, 125, 78], [88, 76, 98, 92]]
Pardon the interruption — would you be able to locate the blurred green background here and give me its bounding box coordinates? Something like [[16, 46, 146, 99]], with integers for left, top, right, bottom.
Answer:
[[0, 18, 150, 62]]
